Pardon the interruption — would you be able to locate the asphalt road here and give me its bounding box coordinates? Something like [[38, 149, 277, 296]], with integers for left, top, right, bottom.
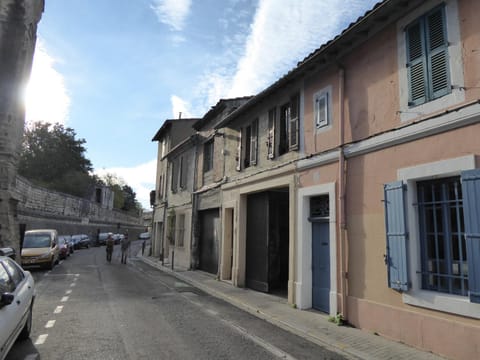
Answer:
[[7, 241, 345, 360]]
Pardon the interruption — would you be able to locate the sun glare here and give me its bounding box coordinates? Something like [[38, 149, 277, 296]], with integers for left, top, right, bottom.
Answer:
[[25, 41, 70, 125]]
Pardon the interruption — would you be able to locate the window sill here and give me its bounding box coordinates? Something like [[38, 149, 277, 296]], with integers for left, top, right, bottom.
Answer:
[[403, 289, 480, 319]]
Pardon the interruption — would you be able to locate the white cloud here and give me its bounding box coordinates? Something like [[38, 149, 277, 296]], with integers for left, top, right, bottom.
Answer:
[[191, 0, 378, 109], [96, 159, 157, 210], [171, 95, 193, 119], [25, 40, 70, 125], [151, 0, 192, 31]]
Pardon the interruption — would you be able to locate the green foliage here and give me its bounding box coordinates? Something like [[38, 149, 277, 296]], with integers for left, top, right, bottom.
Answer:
[[328, 313, 345, 326], [99, 173, 141, 213], [18, 122, 94, 197]]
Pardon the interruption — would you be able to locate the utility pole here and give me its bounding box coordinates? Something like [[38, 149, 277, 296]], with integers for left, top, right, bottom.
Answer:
[[0, 0, 44, 254]]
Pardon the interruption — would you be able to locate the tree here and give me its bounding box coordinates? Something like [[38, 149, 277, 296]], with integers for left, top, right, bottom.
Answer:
[[18, 122, 95, 197], [99, 173, 141, 213]]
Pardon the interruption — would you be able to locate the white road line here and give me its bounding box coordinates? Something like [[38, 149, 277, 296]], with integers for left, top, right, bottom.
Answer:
[[54, 305, 63, 314], [70, 283, 76, 287], [34, 334, 48, 345], [45, 320, 56, 328], [66, 289, 72, 295], [61, 296, 69, 302], [24, 354, 39, 360]]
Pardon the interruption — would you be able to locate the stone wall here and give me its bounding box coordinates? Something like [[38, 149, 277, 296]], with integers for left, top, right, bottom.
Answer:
[[14, 176, 143, 238]]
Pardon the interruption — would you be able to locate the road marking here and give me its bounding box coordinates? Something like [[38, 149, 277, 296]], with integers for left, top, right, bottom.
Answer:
[[61, 296, 69, 302], [34, 334, 48, 345], [66, 289, 72, 294], [45, 320, 56, 328], [54, 305, 63, 314], [70, 283, 76, 287], [24, 354, 39, 360]]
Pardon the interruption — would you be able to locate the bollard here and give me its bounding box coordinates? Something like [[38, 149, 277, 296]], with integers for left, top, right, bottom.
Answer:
[[171, 249, 174, 270]]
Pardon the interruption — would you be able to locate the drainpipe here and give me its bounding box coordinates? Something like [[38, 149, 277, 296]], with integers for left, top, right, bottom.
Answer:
[[190, 135, 199, 270], [338, 66, 348, 320]]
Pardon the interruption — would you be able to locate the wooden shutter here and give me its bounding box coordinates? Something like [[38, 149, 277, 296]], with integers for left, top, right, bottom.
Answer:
[[406, 20, 427, 106], [426, 6, 450, 100], [171, 161, 177, 193], [461, 169, 480, 303], [288, 94, 299, 150], [236, 128, 242, 171], [179, 156, 187, 189], [250, 119, 258, 166], [267, 108, 275, 159], [384, 181, 409, 291]]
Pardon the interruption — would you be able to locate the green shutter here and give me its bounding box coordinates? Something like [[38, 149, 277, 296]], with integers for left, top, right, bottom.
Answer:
[[461, 169, 480, 303], [426, 6, 450, 100], [384, 181, 409, 291], [406, 20, 427, 106], [406, 5, 450, 107]]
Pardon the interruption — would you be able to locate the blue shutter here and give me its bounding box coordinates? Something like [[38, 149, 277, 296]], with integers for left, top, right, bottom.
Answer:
[[426, 6, 450, 100], [406, 20, 427, 106], [384, 181, 409, 291], [461, 169, 480, 304]]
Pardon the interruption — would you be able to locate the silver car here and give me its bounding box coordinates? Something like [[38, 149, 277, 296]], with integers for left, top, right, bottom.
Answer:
[[0, 253, 35, 359]]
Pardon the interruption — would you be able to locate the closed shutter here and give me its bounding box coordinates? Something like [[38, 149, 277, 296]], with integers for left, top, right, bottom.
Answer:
[[171, 161, 177, 193], [406, 20, 427, 106], [461, 169, 480, 303], [250, 119, 258, 165], [180, 156, 187, 189], [426, 6, 450, 100], [236, 128, 242, 171], [384, 181, 409, 291], [267, 108, 275, 159], [288, 94, 299, 150], [406, 5, 449, 107]]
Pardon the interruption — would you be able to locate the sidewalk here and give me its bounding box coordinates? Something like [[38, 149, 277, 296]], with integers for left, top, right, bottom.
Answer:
[[138, 253, 444, 360]]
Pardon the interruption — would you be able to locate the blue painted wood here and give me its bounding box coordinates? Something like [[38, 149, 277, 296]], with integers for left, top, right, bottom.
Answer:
[[312, 221, 330, 313], [384, 181, 409, 291], [461, 169, 480, 303]]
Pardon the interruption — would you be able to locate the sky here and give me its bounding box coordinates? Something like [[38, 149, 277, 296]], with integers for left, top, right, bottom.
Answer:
[[25, 0, 379, 209]]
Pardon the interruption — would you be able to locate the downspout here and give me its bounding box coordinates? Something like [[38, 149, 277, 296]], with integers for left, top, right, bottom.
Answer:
[[190, 136, 199, 270], [338, 66, 348, 319]]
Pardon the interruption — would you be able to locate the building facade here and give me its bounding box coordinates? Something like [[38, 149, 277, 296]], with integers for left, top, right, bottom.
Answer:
[[150, 1, 480, 357]]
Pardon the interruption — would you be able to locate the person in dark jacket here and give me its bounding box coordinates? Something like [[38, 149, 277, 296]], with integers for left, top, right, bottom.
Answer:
[[106, 233, 114, 262]]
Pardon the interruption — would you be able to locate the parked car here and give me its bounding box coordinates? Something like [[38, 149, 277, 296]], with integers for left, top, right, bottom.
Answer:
[[57, 236, 70, 260], [21, 229, 59, 270], [71, 234, 90, 249], [63, 235, 74, 255], [97, 232, 110, 246], [0, 253, 35, 360], [138, 232, 150, 240], [112, 234, 123, 245]]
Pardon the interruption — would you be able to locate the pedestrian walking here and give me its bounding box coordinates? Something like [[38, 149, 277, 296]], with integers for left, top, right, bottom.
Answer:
[[106, 233, 114, 262], [121, 233, 130, 264]]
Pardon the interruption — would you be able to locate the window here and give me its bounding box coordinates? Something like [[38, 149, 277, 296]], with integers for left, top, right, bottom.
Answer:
[[177, 214, 185, 247], [384, 166, 480, 310], [167, 213, 176, 245], [314, 88, 330, 128], [241, 119, 258, 169], [171, 156, 187, 192], [179, 156, 187, 190], [203, 140, 214, 173], [406, 5, 450, 107], [158, 175, 163, 199], [0, 262, 13, 293], [267, 108, 276, 159], [279, 93, 300, 155], [417, 177, 467, 296], [171, 161, 177, 193], [249, 119, 258, 166]]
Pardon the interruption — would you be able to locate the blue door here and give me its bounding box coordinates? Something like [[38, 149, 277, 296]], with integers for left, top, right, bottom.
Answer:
[[312, 220, 330, 313]]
